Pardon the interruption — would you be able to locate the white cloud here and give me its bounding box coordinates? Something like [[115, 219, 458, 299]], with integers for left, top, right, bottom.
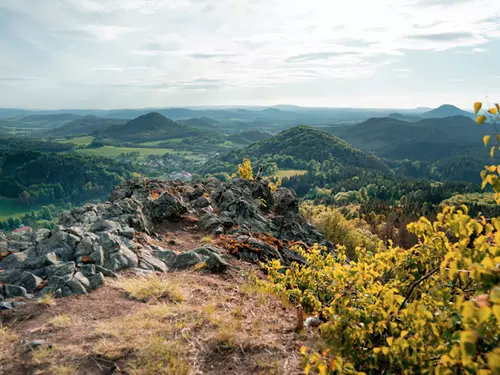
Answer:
[[0, 0, 499, 108]]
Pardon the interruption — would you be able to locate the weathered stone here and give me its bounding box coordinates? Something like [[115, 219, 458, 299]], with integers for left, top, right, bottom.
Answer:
[[72, 272, 91, 291], [65, 278, 88, 295], [151, 249, 177, 267], [121, 226, 135, 239], [33, 229, 51, 243], [0, 252, 27, 269], [130, 268, 154, 277], [91, 218, 121, 233], [98, 232, 122, 252], [21, 272, 42, 293], [148, 192, 188, 221], [95, 265, 120, 278], [79, 264, 96, 278], [45, 262, 75, 278], [3, 284, 28, 299], [7, 240, 31, 252], [103, 246, 138, 271], [139, 253, 168, 272], [171, 251, 204, 270], [206, 252, 229, 273], [194, 196, 211, 208], [90, 273, 106, 289], [0, 269, 23, 285]]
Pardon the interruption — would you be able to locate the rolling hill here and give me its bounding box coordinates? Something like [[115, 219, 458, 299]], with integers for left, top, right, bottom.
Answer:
[[94, 112, 210, 142], [46, 115, 126, 137], [334, 116, 488, 162], [178, 117, 221, 129], [219, 126, 390, 172], [420, 104, 473, 119]]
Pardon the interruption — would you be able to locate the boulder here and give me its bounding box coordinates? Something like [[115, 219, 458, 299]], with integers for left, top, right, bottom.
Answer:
[[21, 272, 42, 293], [3, 285, 28, 299]]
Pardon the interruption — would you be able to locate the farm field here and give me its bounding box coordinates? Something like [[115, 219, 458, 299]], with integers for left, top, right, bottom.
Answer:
[[274, 169, 308, 178]]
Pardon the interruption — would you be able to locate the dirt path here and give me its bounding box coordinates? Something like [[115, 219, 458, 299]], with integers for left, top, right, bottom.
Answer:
[[1, 256, 308, 375]]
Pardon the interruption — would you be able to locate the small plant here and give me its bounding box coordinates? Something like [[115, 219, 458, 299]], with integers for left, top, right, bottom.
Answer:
[[112, 276, 183, 302], [0, 327, 18, 360], [238, 158, 254, 180], [49, 314, 72, 329], [200, 235, 213, 244], [37, 293, 56, 307], [268, 177, 282, 192]]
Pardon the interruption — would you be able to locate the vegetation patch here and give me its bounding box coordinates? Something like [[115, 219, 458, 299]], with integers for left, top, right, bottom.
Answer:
[[112, 276, 184, 302]]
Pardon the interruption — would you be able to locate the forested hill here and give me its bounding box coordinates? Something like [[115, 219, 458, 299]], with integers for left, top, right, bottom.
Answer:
[[94, 112, 211, 142], [334, 115, 487, 161], [45, 115, 126, 137], [218, 125, 390, 172]]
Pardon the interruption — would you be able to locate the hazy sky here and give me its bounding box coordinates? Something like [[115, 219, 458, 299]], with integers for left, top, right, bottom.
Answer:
[[1, 0, 499, 109]]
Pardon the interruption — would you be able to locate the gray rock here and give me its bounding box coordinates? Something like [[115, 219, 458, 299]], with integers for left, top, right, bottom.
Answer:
[[90, 273, 106, 289], [139, 253, 168, 272], [130, 268, 154, 277], [206, 252, 229, 273], [65, 278, 88, 295], [148, 192, 188, 221], [7, 241, 31, 252], [198, 213, 221, 230], [39, 276, 68, 296], [151, 249, 177, 267], [91, 218, 121, 233], [37, 231, 78, 261], [95, 265, 119, 278], [172, 251, 204, 270], [0, 302, 14, 310], [0, 252, 27, 269], [29, 340, 46, 349], [21, 272, 42, 293], [33, 229, 51, 243], [121, 226, 135, 239], [104, 246, 138, 271], [72, 272, 91, 291], [194, 196, 211, 208], [79, 264, 96, 278], [45, 262, 75, 278], [0, 269, 23, 285], [213, 226, 224, 235], [91, 245, 105, 266], [98, 232, 121, 252], [3, 284, 28, 299]]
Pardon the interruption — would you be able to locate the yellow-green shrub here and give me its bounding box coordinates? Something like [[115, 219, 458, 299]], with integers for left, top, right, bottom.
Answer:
[[263, 205, 500, 374]]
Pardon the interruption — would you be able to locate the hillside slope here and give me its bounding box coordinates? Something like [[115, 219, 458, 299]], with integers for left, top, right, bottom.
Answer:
[[334, 116, 487, 161], [420, 104, 473, 119], [95, 112, 209, 142], [221, 125, 390, 171], [46, 115, 126, 137]]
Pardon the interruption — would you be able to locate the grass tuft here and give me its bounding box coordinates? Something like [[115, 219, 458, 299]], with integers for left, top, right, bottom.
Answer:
[[37, 293, 56, 307], [49, 314, 73, 329], [112, 276, 183, 302]]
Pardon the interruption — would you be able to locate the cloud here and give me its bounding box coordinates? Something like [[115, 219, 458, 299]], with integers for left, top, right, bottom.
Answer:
[[1, 0, 500, 108], [452, 78, 467, 82], [189, 53, 240, 59], [407, 32, 477, 42], [285, 51, 359, 63]]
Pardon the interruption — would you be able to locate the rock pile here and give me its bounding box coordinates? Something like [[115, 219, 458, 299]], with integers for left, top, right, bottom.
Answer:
[[0, 177, 330, 303]]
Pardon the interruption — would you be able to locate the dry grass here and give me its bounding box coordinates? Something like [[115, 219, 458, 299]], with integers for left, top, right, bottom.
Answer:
[[112, 276, 184, 302], [200, 235, 213, 244], [37, 293, 56, 307], [0, 326, 18, 361], [49, 314, 73, 329]]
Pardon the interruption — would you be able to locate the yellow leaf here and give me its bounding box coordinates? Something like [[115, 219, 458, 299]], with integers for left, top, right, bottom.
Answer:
[[382, 347, 389, 355], [490, 287, 500, 303], [304, 364, 311, 375], [373, 348, 381, 354], [478, 306, 492, 323], [462, 301, 476, 321], [386, 337, 394, 346], [317, 363, 328, 375], [477, 115, 487, 124], [400, 330, 408, 338], [492, 305, 500, 321], [484, 135, 491, 147], [486, 351, 500, 372], [485, 165, 497, 172], [474, 102, 483, 114], [491, 146, 496, 158], [489, 108, 498, 115], [496, 103, 500, 112]]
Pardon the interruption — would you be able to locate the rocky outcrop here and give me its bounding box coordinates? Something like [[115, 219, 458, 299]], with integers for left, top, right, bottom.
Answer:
[[0, 177, 330, 303]]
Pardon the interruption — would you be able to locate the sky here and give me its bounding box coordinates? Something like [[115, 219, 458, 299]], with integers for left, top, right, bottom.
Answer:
[[0, 0, 499, 110]]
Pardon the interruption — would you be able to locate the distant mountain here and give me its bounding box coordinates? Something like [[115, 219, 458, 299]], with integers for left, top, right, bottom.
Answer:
[[421, 104, 473, 119], [46, 115, 126, 137], [334, 116, 487, 162], [21, 113, 82, 122], [220, 125, 390, 172], [227, 130, 272, 144], [95, 112, 210, 142], [178, 117, 221, 129], [387, 112, 421, 122]]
